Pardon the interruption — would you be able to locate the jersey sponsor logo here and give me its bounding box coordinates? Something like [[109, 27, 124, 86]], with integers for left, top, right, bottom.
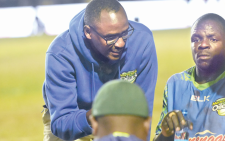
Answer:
[[212, 98, 225, 116], [189, 134, 225, 141], [190, 95, 210, 102], [120, 70, 137, 83], [195, 130, 215, 135]]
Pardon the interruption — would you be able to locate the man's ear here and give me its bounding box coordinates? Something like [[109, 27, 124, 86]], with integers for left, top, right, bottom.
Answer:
[[84, 25, 92, 39], [89, 115, 98, 135], [144, 116, 152, 134]]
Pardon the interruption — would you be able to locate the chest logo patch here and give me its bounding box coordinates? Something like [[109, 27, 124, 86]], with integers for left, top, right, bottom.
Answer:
[[191, 95, 210, 102], [191, 91, 210, 102], [120, 70, 137, 83], [212, 98, 225, 116]]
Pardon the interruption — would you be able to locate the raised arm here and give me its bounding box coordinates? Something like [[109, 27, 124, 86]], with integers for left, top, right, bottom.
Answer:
[[154, 85, 193, 141]]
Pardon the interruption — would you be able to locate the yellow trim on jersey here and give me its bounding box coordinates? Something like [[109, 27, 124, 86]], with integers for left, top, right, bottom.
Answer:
[[112, 131, 130, 137], [189, 66, 225, 91]]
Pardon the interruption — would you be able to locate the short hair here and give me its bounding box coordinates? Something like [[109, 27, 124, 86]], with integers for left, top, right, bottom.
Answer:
[[192, 13, 225, 32], [84, 0, 123, 25]]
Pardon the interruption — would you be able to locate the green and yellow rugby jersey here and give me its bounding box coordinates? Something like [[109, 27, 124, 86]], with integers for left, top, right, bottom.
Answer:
[[155, 66, 225, 141]]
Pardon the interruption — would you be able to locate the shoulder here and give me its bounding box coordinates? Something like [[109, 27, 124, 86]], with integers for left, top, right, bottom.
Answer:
[[167, 66, 195, 84], [129, 20, 153, 44], [126, 21, 156, 57], [129, 20, 153, 35], [46, 30, 72, 55], [128, 21, 154, 49]]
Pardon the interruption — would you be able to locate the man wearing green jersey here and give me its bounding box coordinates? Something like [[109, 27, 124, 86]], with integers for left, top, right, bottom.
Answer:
[[154, 13, 225, 141]]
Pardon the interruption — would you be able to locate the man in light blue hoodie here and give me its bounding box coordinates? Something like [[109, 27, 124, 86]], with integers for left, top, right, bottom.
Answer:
[[42, 0, 158, 141]]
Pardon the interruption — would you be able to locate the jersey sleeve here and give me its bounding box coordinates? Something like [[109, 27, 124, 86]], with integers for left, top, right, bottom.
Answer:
[[155, 84, 169, 135], [44, 53, 92, 140]]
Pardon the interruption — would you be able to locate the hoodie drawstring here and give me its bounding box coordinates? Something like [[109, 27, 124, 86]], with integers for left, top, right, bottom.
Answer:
[[91, 61, 121, 100]]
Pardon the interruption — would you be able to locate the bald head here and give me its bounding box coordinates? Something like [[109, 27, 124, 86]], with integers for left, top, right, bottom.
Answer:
[[192, 13, 225, 33], [84, 0, 126, 26]]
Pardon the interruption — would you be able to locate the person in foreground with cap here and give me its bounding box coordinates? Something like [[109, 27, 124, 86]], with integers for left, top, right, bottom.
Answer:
[[89, 80, 152, 141]]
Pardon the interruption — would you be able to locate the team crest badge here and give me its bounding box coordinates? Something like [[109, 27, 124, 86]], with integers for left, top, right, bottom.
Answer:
[[212, 98, 225, 116], [120, 70, 137, 83]]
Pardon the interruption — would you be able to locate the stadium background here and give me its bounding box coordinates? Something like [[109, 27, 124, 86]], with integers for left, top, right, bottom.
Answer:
[[0, 0, 224, 141]]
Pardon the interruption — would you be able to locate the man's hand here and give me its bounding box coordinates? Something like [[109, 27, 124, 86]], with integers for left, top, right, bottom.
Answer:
[[86, 109, 92, 125], [161, 110, 193, 137]]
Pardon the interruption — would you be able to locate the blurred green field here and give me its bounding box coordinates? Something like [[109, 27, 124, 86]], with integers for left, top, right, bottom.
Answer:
[[0, 28, 195, 141]]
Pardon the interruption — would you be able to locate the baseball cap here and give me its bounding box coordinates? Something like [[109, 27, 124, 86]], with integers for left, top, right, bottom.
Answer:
[[92, 80, 149, 118]]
